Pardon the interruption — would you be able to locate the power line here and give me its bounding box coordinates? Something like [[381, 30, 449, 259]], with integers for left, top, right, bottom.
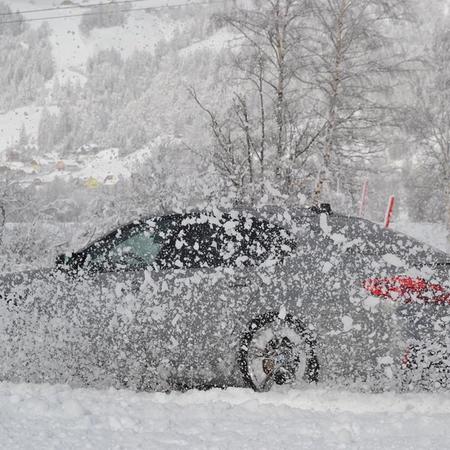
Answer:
[[1, 6, 151, 25], [0, 0, 152, 17], [0, 1, 224, 25]]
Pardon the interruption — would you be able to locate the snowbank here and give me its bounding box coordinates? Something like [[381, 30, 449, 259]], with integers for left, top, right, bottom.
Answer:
[[393, 221, 448, 253], [1, 383, 450, 449]]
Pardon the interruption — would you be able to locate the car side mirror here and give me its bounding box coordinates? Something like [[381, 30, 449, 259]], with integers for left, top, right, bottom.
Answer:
[[55, 253, 71, 268], [55, 253, 81, 274]]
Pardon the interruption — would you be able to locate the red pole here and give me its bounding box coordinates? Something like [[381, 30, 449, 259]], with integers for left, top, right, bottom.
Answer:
[[384, 196, 395, 228], [359, 180, 369, 217]]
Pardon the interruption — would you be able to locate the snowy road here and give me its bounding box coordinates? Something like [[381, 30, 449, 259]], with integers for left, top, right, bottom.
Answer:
[[1, 383, 450, 449]]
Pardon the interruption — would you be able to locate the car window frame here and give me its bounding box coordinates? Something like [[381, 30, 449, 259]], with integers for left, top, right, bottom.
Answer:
[[62, 212, 298, 274]]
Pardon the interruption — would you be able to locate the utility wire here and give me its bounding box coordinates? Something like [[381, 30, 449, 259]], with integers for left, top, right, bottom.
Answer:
[[0, 0, 156, 17], [0, 0, 224, 25]]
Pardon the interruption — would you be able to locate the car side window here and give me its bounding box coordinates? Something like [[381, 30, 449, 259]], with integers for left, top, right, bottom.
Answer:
[[101, 230, 162, 270], [82, 218, 179, 272], [162, 220, 223, 269], [167, 214, 296, 269]]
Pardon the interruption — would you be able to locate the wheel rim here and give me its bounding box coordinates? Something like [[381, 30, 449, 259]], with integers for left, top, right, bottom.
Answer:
[[247, 322, 308, 392]]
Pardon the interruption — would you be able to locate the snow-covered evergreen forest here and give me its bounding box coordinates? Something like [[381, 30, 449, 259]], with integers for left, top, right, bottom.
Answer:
[[0, 0, 448, 265]]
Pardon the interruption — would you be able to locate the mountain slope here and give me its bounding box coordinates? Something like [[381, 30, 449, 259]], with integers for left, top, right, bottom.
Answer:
[[0, 0, 234, 185]]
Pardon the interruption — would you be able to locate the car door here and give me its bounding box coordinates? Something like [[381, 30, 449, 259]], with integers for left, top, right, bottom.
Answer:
[[161, 213, 260, 387], [73, 216, 188, 390], [86, 214, 247, 390]]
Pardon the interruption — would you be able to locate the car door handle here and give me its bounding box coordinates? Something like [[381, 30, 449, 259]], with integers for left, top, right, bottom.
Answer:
[[228, 279, 251, 288]]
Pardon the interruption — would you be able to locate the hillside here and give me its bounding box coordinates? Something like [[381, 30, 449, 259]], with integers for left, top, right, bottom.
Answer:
[[0, 0, 233, 186], [0, 0, 448, 236]]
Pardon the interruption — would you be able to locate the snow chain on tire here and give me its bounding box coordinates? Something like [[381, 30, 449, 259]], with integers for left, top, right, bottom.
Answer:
[[238, 311, 319, 391]]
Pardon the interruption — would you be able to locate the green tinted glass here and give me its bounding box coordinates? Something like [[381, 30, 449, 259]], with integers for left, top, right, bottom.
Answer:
[[107, 230, 162, 268]]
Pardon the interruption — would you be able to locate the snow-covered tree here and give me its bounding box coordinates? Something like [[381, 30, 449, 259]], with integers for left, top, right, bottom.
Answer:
[[310, 0, 411, 204], [38, 108, 56, 153], [405, 20, 450, 249], [192, 0, 323, 203]]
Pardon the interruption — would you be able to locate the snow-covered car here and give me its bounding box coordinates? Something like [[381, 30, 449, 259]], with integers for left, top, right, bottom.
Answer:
[[0, 206, 449, 392]]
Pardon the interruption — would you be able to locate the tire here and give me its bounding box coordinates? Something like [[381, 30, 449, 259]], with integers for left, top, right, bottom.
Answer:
[[238, 311, 319, 392], [401, 340, 450, 390]]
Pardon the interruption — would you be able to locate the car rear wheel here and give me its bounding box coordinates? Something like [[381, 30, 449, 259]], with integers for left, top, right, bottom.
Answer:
[[238, 311, 319, 392], [401, 340, 450, 390]]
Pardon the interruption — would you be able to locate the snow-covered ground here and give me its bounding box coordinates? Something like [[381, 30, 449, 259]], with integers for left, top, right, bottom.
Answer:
[[1, 383, 450, 449]]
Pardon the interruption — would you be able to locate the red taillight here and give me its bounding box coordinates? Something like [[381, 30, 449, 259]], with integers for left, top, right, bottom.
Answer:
[[363, 276, 450, 305]]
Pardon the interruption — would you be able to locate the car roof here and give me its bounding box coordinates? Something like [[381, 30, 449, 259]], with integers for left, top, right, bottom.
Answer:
[[71, 206, 310, 254], [71, 205, 449, 262]]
